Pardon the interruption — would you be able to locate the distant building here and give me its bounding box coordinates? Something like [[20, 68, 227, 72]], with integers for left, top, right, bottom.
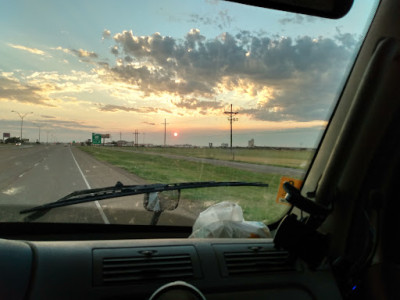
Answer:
[[248, 139, 255, 148], [221, 143, 229, 148], [117, 140, 129, 147]]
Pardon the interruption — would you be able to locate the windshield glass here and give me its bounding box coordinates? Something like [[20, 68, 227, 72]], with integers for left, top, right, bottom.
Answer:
[[0, 0, 378, 228]]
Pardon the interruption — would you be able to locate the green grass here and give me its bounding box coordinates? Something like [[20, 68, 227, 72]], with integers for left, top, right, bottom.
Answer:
[[79, 146, 294, 224], [113, 146, 315, 169]]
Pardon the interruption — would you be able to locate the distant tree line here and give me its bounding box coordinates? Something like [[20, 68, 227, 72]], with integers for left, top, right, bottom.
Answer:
[[3, 137, 21, 144]]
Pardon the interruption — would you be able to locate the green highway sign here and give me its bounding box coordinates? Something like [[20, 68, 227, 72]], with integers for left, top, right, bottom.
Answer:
[[92, 133, 102, 145]]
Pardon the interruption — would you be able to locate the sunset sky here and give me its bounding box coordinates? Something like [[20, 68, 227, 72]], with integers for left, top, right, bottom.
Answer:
[[0, 0, 378, 147]]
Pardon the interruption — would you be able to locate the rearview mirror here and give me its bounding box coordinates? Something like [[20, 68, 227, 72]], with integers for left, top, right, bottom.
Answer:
[[227, 0, 353, 19], [143, 190, 180, 212]]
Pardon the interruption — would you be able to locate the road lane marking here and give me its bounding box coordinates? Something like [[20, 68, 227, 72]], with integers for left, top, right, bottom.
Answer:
[[69, 148, 110, 224]]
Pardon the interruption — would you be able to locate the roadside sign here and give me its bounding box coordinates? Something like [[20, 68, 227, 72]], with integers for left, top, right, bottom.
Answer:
[[3, 133, 10, 138], [92, 133, 102, 145], [275, 176, 303, 205]]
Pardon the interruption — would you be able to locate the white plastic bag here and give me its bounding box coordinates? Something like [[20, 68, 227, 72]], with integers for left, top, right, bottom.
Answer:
[[189, 201, 271, 238]]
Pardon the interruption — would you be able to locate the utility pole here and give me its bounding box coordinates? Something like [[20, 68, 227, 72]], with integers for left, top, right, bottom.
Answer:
[[134, 129, 140, 147], [224, 104, 239, 151], [11, 111, 33, 142], [37, 124, 42, 143], [162, 119, 169, 147]]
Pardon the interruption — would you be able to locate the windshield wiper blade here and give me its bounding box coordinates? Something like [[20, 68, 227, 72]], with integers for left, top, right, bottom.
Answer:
[[20, 181, 268, 214]]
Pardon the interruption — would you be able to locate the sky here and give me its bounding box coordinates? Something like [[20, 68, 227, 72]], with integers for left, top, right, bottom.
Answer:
[[0, 0, 378, 147]]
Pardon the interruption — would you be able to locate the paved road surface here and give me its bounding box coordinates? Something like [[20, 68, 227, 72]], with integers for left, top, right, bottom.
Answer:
[[0, 145, 196, 225]]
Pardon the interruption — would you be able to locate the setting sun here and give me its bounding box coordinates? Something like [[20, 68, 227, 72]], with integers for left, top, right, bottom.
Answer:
[[173, 132, 178, 137]]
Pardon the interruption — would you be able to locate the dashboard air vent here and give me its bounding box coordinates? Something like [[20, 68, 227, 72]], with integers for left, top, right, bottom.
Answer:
[[214, 244, 295, 277], [93, 246, 201, 286]]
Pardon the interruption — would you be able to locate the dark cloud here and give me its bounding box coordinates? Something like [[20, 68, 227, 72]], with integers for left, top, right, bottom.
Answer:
[[0, 76, 55, 106], [190, 9, 233, 30], [97, 28, 357, 121], [70, 49, 99, 63], [279, 14, 318, 25], [172, 98, 224, 115], [98, 104, 172, 114], [26, 119, 99, 132], [46, 119, 99, 129], [124, 55, 133, 62], [335, 28, 359, 49], [40, 115, 56, 119], [111, 46, 119, 55], [142, 121, 156, 126]]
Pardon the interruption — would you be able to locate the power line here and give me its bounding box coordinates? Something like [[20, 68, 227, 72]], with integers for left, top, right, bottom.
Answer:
[[224, 104, 239, 151]]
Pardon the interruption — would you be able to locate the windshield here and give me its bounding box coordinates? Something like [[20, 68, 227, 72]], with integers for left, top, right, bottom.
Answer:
[[0, 0, 378, 228]]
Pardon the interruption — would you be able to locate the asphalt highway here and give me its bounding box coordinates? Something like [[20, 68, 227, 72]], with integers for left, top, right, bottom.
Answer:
[[0, 144, 196, 225]]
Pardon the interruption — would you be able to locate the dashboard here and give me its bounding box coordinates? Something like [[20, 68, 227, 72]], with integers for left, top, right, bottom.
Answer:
[[0, 224, 343, 300]]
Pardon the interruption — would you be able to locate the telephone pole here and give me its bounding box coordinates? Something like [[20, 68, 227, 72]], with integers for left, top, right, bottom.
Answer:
[[224, 104, 239, 151], [37, 124, 42, 143], [162, 119, 169, 147], [133, 129, 140, 147]]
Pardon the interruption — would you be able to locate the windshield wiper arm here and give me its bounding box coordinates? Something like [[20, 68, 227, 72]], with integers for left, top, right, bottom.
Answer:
[[20, 181, 268, 214]]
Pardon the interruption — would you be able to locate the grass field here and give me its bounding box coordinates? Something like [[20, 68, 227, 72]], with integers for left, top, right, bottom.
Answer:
[[117, 146, 315, 169], [78, 146, 308, 224]]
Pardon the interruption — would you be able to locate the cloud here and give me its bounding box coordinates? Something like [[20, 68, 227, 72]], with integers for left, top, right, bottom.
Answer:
[[171, 98, 224, 115], [279, 14, 318, 25], [0, 76, 56, 106], [44, 119, 99, 129], [102, 29, 111, 40], [71, 49, 98, 58], [111, 46, 119, 55], [98, 104, 172, 114], [40, 115, 56, 119], [70, 49, 98, 59], [0, 71, 105, 107], [335, 28, 358, 49], [53, 46, 71, 54], [53, 46, 99, 62], [96, 28, 356, 121], [190, 9, 233, 30], [142, 121, 156, 126], [26, 118, 100, 131], [8, 43, 46, 56]]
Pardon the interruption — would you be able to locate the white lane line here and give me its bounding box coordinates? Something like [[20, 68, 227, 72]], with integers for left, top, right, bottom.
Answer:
[[69, 148, 110, 224]]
